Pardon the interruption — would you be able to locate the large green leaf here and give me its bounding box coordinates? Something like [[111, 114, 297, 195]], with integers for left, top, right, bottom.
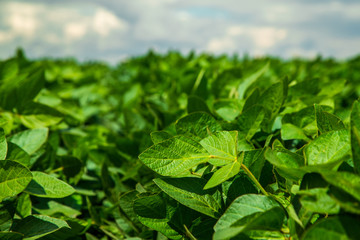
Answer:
[[214, 194, 281, 231], [0, 128, 7, 160], [315, 104, 345, 134], [304, 129, 350, 167], [175, 112, 222, 140], [351, 100, 360, 173], [134, 194, 182, 239], [320, 171, 360, 201], [0, 160, 32, 202], [9, 128, 48, 155], [301, 216, 360, 240], [139, 135, 210, 177], [200, 131, 238, 166], [213, 207, 285, 240], [11, 215, 69, 239], [25, 172, 75, 198], [153, 178, 222, 218]]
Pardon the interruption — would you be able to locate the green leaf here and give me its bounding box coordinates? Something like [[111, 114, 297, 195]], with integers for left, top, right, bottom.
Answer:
[[86, 197, 101, 225], [16, 193, 32, 218], [350, 100, 360, 173], [0, 202, 13, 231], [33, 200, 81, 218], [59, 156, 83, 179], [298, 188, 340, 214], [200, 131, 238, 166], [19, 102, 63, 129], [281, 123, 310, 141], [204, 161, 241, 189], [6, 143, 31, 167], [153, 178, 222, 218], [222, 175, 258, 207], [0, 59, 18, 81], [11, 215, 70, 239], [134, 194, 182, 239], [187, 95, 212, 114], [0, 232, 23, 240], [258, 80, 287, 132], [315, 104, 345, 134], [25, 171, 75, 198], [175, 112, 222, 140], [213, 207, 285, 240], [242, 149, 266, 180], [237, 62, 269, 99], [328, 185, 360, 214], [0, 160, 32, 202], [301, 216, 360, 240], [282, 106, 318, 128], [0, 128, 7, 160], [237, 106, 265, 140], [9, 128, 48, 155], [320, 171, 360, 201], [139, 135, 209, 177], [118, 191, 143, 231], [150, 131, 172, 144], [213, 99, 242, 122], [237, 230, 286, 240], [265, 147, 306, 181], [304, 129, 350, 167], [0, 67, 45, 110], [34, 217, 90, 240], [214, 194, 281, 231]]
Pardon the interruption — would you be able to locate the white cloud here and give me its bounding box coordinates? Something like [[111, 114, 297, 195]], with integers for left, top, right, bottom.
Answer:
[[208, 26, 287, 53], [0, 31, 13, 43], [93, 8, 128, 36], [2, 2, 43, 38], [250, 27, 287, 49], [6, 2, 41, 37], [64, 22, 88, 40], [207, 38, 236, 52]]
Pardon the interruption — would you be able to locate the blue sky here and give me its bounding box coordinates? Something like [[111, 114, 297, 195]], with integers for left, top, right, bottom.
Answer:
[[0, 0, 359, 63]]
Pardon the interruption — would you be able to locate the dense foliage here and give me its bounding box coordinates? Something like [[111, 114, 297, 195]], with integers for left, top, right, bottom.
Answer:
[[1, 49, 360, 239]]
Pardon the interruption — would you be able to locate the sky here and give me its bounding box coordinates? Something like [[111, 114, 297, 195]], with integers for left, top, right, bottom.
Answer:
[[0, 0, 359, 64]]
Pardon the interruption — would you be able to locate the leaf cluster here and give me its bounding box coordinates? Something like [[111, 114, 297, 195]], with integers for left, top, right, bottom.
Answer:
[[1, 50, 360, 239]]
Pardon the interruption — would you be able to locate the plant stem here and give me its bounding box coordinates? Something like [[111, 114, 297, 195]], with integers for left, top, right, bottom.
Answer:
[[183, 224, 197, 240], [241, 164, 269, 196]]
